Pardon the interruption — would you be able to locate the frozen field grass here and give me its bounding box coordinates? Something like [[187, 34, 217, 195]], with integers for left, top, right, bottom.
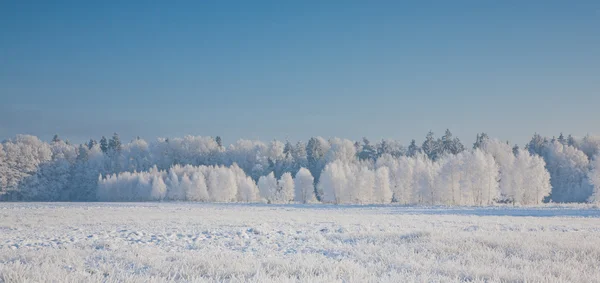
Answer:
[[1, 203, 600, 282]]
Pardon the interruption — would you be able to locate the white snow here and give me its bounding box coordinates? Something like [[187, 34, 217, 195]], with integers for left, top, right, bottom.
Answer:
[[1, 203, 600, 282]]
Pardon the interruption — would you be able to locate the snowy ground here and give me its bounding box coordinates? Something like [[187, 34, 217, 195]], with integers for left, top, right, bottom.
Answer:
[[1, 203, 600, 282]]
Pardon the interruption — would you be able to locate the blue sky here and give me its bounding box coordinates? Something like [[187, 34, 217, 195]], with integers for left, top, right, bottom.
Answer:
[[1, 0, 598, 146]]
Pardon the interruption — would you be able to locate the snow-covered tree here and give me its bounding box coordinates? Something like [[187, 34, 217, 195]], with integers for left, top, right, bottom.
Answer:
[[421, 131, 438, 160], [436, 153, 464, 205], [277, 172, 294, 203], [318, 160, 347, 204], [374, 167, 392, 203], [542, 142, 592, 202], [511, 150, 551, 205], [589, 155, 600, 203], [0, 135, 52, 198], [258, 172, 278, 203], [150, 175, 167, 201], [185, 172, 209, 201], [294, 168, 316, 203], [460, 150, 499, 205]]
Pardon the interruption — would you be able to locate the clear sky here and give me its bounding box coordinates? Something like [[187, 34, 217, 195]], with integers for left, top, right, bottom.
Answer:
[[1, 0, 598, 146]]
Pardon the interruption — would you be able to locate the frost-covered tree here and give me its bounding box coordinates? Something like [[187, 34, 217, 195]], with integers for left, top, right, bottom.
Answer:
[[354, 165, 375, 203], [166, 169, 184, 200], [439, 129, 464, 156], [376, 139, 405, 158], [294, 168, 316, 203], [99, 136, 109, 154], [150, 175, 167, 201], [473, 133, 489, 149], [460, 149, 499, 205], [374, 167, 392, 203], [589, 155, 600, 203], [526, 133, 547, 156], [437, 153, 464, 205], [122, 138, 152, 172], [231, 163, 259, 202], [376, 154, 415, 204], [407, 140, 420, 157], [542, 142, 592, 202], [326, 138, 357, 163], [306, 137, 329, 198], [0, 135, 52, 198], [207, 166, 238, 202], [0, 144, 6, 190], [258, 172, 278, 203], [318, 160, 347, 204], [511, 150, 551, 205], [480, 138, 516, 201], [277, 172, 294, 203], [575, 135, 600, 160], [358, 137, 377, 161], [421, 131, 438, 160], [215, 136, 223, 148], [186, 172, 209, 201], [413, 153, 439, 204]]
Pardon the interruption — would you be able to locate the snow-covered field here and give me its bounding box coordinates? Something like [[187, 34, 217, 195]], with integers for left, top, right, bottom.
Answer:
[[1, 203, 600, 282]]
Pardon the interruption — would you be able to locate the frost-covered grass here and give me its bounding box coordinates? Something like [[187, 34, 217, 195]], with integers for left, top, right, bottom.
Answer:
[[1, 203, 600, 282]]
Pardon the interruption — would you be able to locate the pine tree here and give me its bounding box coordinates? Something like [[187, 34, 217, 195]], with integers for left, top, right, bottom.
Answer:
[[421, 131, 438, 160], [108, 133, 122, 153], [100, 136, 108, 154], [526, 133, 546, 156], [558, 133, 566, 145], [407, 139, 419, 157], [283, 140, 293, 158], [52, 134, 61, 143], [358, 137, 377, 161], [473, 133, 489, 149], [87, 139, 97, 149], [215, 136, 223, 148], [567, 134, 576, 146], [512, 144, 520, 156]]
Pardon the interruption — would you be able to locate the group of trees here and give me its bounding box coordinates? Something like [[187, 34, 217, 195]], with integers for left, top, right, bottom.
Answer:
[[1, 130, 599, 204]]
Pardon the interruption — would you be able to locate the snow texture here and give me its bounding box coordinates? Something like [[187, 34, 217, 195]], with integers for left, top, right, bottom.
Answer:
[[1, 203, 600, 282]]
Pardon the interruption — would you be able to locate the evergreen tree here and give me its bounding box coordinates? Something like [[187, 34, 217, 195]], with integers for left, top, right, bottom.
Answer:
[[283, 140, 293, 158], [526, 133, 546, 156], [358, 137, 377, 161], [87, 139, 97, 150], [421, 131, 438, 160], [452, 138, 465, 154], [512, 144, 520, 156], [215, 136, 223, 148], [407, 139, 419, 157], [558, 133, 566, 145], [473, 133, 489, 149], [567, 134, 576, 146], [100, 136, 108, 154], [306, 137, 327, 198], [52, 134, 61, 143], [108, 133, 122, 153]]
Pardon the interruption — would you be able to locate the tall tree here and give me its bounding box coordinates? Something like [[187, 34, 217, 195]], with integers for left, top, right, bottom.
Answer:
[[215, 136, 223, 148], [52, 134, 61, 143], [358, 137, 377, 161], [100, 136, 109, 154], [557, 133, 566, 145], [421, 131, 438, 160], [407, 139, 420, 157], [473, 133, 489, 149], [108, 133, 122, 153]]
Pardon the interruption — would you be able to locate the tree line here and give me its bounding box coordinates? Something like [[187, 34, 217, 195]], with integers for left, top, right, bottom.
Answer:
[[1, 130, 599, 204]]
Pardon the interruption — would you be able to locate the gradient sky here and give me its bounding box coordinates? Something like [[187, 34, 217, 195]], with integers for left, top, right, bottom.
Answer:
[[1, 0, 598, 146]]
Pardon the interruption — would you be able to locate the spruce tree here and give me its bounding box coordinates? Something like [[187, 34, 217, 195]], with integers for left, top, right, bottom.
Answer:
[[100, 136, 109, 154]]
